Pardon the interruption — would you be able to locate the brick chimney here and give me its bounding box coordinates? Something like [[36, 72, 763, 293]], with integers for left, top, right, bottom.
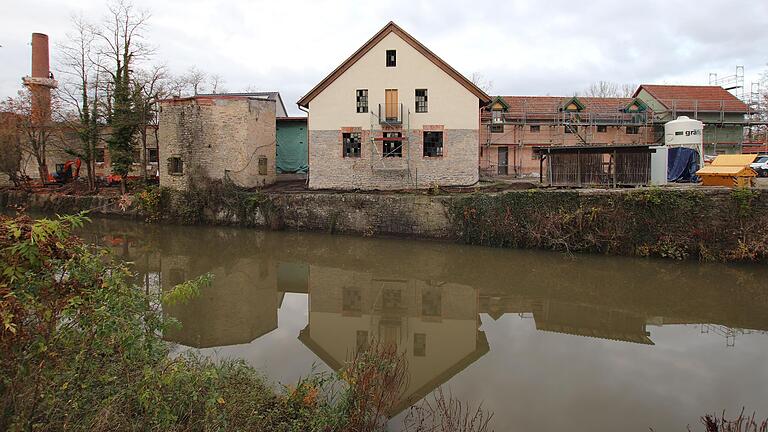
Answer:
[[23, 32, 57, 121]]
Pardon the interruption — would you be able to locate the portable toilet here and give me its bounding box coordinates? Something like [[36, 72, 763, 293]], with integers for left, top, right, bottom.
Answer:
[[696, 154, 757, 187]]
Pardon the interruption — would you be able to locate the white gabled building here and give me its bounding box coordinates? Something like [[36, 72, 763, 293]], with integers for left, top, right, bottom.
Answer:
[[297, 21, 490, 190]]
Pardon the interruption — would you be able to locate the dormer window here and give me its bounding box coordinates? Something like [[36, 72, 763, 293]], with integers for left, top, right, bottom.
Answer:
[[386, 50, 396, 67]]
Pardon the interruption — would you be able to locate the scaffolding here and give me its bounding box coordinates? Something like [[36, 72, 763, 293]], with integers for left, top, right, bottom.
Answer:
[[369, 102, 414, 186], [480, 98, 655, 177], [709, 65, 745, 101]]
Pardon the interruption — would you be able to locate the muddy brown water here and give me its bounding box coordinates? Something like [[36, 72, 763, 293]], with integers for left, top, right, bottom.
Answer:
[[80, 217, 768, 431]]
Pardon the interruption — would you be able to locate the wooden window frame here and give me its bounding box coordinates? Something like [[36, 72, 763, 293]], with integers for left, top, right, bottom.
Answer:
[[386, 49, 396, 67], [415, 89, 428, 113], [356, 89, 368, 113]]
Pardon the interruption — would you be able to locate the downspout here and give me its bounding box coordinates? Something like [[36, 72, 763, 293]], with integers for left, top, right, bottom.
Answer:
[[298, 104, 310, 186]]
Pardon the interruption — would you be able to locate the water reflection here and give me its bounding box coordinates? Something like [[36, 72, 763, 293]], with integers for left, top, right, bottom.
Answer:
[[80, 218, 768, 426]]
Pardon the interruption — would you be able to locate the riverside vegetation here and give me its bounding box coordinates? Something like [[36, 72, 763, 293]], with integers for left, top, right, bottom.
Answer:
[[0, 212, 496, 432]]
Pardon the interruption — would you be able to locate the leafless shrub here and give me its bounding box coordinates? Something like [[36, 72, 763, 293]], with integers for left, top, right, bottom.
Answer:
[[690, 409, 767, 432], [402, 387, 494, 432], [339, 339, 410, 431]]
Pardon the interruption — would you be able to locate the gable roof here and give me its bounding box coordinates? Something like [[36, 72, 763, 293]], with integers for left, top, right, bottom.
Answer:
[[633, 85, 748, 113], [297, 21, 491, 108], [496, 96, 637, 114]]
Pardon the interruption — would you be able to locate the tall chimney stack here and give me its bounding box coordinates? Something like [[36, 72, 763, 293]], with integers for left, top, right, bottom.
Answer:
[[31, 33, 50, 79], [23, 32, 57, 123]]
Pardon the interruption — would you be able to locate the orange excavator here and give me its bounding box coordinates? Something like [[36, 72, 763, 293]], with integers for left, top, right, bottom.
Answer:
[[51, 158, 82, 184]]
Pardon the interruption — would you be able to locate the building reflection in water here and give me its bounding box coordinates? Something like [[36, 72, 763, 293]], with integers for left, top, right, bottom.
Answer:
[[85, 220, 768, 415], [298, 266, 489, 414]]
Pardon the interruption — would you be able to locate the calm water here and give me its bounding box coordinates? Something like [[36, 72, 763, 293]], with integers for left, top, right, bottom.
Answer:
[[80, 218, 768, 431]]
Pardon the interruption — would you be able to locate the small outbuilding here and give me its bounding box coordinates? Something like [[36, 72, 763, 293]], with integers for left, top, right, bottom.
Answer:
[[696, 154, 756, 187], [534, 145, 655, 187], [158, 94, 278, 191]]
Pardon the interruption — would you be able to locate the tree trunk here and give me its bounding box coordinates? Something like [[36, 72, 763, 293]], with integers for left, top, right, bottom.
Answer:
[[38, 163, 49, 184], [140, 129, 148, 181]]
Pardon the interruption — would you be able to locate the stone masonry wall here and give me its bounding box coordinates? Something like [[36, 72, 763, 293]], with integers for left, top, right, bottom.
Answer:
[[3, 187, 767, 263], [159, 97, 277, 191], [308, 129, 478, 190]]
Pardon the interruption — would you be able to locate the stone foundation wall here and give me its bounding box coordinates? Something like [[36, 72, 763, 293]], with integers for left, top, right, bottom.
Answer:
[[3, 187, 767, 262], [308, 129, 478, 190]]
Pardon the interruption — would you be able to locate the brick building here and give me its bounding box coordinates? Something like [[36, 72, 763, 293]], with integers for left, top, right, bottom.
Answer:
[[158, 94, 277, 191], [480, 96, 655, 177], [297, 21, 490, 190]]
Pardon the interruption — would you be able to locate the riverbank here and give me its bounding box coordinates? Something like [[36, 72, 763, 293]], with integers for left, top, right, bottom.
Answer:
[[2, 184, 767, 262]]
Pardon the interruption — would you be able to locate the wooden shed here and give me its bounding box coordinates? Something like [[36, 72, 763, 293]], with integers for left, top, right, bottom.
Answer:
[[696, 154, 756, 187], [534, 145, 655, 188]]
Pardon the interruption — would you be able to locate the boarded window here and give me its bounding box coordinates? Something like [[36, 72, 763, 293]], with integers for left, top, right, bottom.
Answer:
[[95, 148, 105, 163], [356, 89, 368, 113], [414, 333, 426, 357], [597, 125, 608, 133], [383, 132, 402, 157], [386, 49, 396, 67], [491, 124, 504, 133], [530, 125, 540, 133], [343, 132, 361, 158], [168, 156, 183, 175], [258, 156, 268, 175], [626, 126, 639, 135], [415, 89, 428, 113], [423, 131, 443, 157]]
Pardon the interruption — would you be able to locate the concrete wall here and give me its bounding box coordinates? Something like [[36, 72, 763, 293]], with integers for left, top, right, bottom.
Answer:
[[306, 32, 480, 190], [159, 96, 277, 190]]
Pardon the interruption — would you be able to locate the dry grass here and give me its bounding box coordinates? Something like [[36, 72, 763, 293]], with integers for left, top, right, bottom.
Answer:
[[403, 387, 494, 432]]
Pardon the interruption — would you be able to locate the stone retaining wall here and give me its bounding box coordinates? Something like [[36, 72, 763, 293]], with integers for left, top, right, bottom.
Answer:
[[3, 187, 767, 262]]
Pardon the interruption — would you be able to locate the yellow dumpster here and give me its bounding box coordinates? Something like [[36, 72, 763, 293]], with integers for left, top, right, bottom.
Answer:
[[696, 154, 757, 187]]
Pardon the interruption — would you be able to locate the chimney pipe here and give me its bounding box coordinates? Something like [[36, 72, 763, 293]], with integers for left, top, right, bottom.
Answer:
[[31, 33, 50, 79]]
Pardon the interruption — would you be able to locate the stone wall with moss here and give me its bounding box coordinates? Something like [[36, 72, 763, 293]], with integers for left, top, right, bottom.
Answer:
[[2, 186, 767, 262]]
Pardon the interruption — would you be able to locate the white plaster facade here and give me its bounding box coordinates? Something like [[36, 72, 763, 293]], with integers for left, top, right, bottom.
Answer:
[[299, 22, 490, 190]]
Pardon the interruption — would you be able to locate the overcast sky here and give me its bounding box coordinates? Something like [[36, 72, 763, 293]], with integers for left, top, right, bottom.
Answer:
[[1, 0, 766, 115]]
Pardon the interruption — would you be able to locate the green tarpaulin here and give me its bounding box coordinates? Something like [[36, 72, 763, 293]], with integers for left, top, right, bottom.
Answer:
[[276, 119, 308, 174]]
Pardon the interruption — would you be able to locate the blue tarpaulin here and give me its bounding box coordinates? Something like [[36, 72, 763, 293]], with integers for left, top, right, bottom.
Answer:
[[667, 147, 700, 183]]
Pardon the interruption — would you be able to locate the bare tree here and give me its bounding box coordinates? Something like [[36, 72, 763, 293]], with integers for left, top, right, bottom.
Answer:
[[132, 64, 168, 180], [470, 72, 494, 94], [582, 81, 637, 98], [208, 73, 224, 94], [183, 66, 207, 95], [167, 74, 188, 97], [0, 112, 24, 186], [1, 89, 60, 183], [56, 14, 104, 191]]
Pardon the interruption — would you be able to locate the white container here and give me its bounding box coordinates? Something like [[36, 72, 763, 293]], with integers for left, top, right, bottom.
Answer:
[[664, 116, 704, 168]]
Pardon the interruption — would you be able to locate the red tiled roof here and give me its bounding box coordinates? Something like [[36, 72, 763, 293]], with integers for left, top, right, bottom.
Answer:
[[499, 96, 636, 114], [633, 85, 747, 113]]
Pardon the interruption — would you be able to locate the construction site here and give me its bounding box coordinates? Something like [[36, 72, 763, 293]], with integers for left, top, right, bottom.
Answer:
[[480, 68, 767, 184]]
